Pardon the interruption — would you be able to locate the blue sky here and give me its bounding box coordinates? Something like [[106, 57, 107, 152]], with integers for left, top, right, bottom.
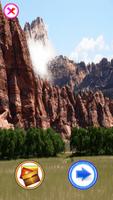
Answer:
[[2, 0, 113, 63]]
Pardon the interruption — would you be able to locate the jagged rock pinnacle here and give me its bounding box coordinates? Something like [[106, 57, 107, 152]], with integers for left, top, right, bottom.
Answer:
[[24, 17, 48, 45]]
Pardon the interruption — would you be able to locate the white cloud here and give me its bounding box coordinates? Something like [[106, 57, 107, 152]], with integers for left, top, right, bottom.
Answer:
[[27, 38, 56, 80], [70, 35, 112, 64]]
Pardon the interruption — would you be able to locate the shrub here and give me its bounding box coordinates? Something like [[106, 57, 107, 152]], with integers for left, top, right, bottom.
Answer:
[[70, 127, 113, 156], [0, 127, 65, 159]]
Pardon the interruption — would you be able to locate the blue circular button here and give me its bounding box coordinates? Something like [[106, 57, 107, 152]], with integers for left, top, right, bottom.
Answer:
[[68, 160, 98, 190]]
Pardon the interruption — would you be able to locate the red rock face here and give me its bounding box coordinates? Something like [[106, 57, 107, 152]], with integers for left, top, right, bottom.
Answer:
[[0, 7, 36, 128], [0, 6, 113, 138]]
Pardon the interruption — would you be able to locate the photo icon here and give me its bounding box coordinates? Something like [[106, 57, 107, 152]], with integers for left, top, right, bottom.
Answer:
[[15, 161, 45, 189]]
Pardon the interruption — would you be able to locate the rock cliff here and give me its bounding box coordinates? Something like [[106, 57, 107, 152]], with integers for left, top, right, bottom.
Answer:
[[49, 56, 113, 99], [77, 58, 113, 98], [48, 56, 87, 87]]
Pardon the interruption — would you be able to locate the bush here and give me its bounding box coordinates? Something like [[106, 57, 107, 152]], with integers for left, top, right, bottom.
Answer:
[[70, 127, 113, 156], [0, 128, 64, 160], [47, 128, 65, 156], [0, 129, 25, 159], [14, 129, 25, 158]]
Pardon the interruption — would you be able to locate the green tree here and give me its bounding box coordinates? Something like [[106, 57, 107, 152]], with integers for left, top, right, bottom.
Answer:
[[103, 128, 113, 155], [47, 128, 65, 156], [39, 128, 55, 157], [0, 129, 4, 158], [70, 128, 89, 155], [1, 129, 16, 159], [14, 129, 25, 158], [24, 128, 37, 157]]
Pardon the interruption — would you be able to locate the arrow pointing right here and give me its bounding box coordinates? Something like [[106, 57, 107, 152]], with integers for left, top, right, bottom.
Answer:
[[76, 168, 91, 180]]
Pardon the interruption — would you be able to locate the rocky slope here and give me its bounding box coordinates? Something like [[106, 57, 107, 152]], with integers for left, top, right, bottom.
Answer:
[[0, 5, 113, 138]]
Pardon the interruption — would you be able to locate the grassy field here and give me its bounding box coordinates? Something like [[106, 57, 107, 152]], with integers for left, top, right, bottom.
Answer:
[[0, 156, 113, 200]]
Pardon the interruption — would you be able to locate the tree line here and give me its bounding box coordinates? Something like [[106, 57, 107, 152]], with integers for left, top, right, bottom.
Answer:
[[0, 128, 64, 160], [70, 127, 113, 156], [1, 126, 113, 159]]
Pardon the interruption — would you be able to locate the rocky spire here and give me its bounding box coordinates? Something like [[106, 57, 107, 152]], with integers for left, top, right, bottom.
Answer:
[[24, 17, 48, 45]]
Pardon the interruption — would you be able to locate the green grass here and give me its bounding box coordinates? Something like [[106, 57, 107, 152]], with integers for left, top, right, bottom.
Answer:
[[0, 156, 113, 200]]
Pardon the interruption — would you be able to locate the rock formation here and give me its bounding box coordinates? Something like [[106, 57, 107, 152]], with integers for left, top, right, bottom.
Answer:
[[0, 4, 113, 139], [49, 55, 113, 99], [77, 58, 113, 98], [0, 6, 36, 129], [24, 17, 48, 45], [24, 16, 55, 80], [48, 56, 87, 87]]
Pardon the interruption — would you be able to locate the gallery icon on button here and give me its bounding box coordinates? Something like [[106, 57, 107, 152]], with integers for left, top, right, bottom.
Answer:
[[15, 161, 45, 189], [68, 160, 98, 190]]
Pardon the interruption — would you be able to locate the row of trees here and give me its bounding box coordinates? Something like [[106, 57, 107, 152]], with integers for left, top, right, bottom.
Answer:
[[1, 126, 113, 159], [0, 128, 64, 159], [70, 127, 113, 156]]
